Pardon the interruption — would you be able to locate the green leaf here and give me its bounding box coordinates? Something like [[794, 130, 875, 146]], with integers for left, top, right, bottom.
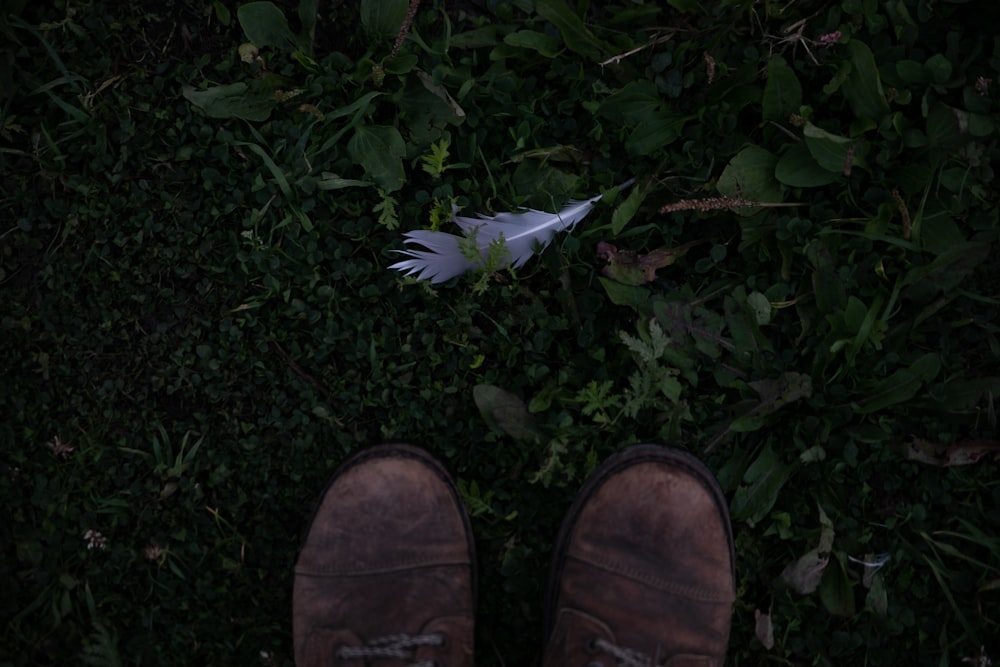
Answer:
[[347, 125, 406, 192], [598, 277, 649, 308], [924, 53, 953, 84], [840, 40, 889, 122], [866, 572, 888, 615], [182, 83, 274, 121], [666, 0, 702, 11], [420, 138, 451, 178], [512, 160, 579, 207], [730, 415, 765, 432], [384, 53, 418, 74], [807, 240, 847, 314], [504, 30, 562, 57], [749, 372, 813, 412], [730, 445, 795, 525], [819, 553, 856, 617], [236, 140, 292, 197], [762, 56, 802, 122], [803, 123, 864, 173], [373, 189, 399, 230], [775, 145, 836, 187], [211, 0, 232, 25], [717, 145, 782, 204], [450, 26, 499, 49], [298, 0, 318, 40], [925, 102, 983, 159], [316, 173, 371, 190], [600, 80, 663, 125], [535, 0, 607, 61], [902, 241, 991, 298], [313, 92, 383, 157], [747, 291, 771, 325], [896, 59, 926, 83], [237, 2, 299, 51], [611, 184, 646, 235], [626, 115, 687, 156], [361, 0, 408, 39], [724, 287, 773, 358], [857, 353, 941, 413]]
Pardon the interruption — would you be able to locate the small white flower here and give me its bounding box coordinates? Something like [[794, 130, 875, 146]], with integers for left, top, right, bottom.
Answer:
[[962, 647, 993, 667], [83, 529, 108, 550], [46, 435, 74, 459]]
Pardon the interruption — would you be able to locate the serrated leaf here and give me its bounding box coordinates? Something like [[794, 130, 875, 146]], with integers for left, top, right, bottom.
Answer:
[[747, 372, 812, 414], [654, 300, 732, 360]]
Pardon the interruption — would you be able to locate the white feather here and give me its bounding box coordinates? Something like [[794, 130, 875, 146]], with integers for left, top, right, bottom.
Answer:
[[389, 179, 635, 283]]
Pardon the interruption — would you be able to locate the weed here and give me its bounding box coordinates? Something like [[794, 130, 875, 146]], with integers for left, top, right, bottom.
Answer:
[[1, 0, 998, 665]]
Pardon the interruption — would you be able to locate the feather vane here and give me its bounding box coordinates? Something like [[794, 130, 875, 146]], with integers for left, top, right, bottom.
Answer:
[[390, 180, 634, 283]]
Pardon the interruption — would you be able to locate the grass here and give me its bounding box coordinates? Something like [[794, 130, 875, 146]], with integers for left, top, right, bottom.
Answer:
[[1, 0, 999, 665]]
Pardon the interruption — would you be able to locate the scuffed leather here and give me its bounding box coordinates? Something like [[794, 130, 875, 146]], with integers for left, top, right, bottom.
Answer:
[[544, 445, 735, 667], [293, 445, 476, 667]]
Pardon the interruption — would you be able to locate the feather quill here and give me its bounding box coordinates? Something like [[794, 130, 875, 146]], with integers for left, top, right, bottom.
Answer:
[[390, 179, 635, 283]]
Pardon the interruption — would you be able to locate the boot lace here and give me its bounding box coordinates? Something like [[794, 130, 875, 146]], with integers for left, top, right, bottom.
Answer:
[[590, 637, 654, 667], [336, 633, 445, 667]]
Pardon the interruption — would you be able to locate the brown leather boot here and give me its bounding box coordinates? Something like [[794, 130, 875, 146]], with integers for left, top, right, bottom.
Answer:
[[543, 444, 735, 667], [293, 444, 476, 667]]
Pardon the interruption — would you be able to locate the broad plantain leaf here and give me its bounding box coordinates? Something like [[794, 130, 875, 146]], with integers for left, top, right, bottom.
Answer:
[[238, 2, 300, 51], [347, 125, 406, 192]]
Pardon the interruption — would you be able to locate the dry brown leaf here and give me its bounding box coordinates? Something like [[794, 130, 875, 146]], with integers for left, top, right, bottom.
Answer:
[[597, 240, 704, 285], [754, 608, 775, 650], [780, 505, 834, 594], [904, 436, 1000, 466]]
